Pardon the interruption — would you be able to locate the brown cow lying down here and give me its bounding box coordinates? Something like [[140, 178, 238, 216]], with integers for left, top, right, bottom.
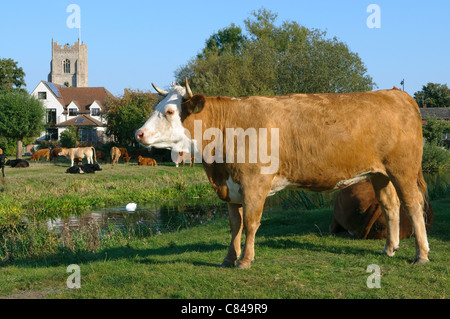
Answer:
[[330, 179, 433, 239], [138, 155, 158, 166], [31, 148, 50, 162]]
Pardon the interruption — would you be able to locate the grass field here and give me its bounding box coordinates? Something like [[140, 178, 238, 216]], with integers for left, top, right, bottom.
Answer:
[[0, 160, 448, 299]]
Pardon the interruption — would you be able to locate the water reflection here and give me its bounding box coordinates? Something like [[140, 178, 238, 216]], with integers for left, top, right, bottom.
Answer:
[[46, 201, 230, 234]]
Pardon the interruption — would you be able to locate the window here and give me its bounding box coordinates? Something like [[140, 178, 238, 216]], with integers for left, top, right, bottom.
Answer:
[[69, 108, 78, 116], [46, 128, 58, 141], [38, 92, 47, 99], [46, 109, 56, 125], [91, 108, 100, 116], [63, 59, 71, 73]]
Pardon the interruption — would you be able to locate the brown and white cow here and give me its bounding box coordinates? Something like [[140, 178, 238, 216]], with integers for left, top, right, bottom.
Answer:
[[111, 146, 121, 166], [58, 147, 97, 167], [136, 79, 430, 268], [31, 148, 50, 162], [331, 179, 433, 240]]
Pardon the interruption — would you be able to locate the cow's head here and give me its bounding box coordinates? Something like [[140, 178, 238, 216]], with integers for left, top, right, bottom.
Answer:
[[135, 78, 204, 154]]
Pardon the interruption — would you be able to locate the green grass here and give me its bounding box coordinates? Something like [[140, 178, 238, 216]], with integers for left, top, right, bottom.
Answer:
[[0, 161, 448, 299]]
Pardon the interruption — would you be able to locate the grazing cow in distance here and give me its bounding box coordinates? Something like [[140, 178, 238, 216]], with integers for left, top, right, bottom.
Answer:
[[31, 148, 50, 162], [66, 163, 103, 174], [96, 150, 107, 163], [6, 159, 30, 168], [50, 148, 66, 161], [175, 152, 195, 168], [138, 155, 158, 166], [119, 148, 131, 163], [0, 154, 6, 177], [58, 147, 96, 167], [111, 147, 121, 166], [331, 179, 434, 239], [136, 79, 430, 267]]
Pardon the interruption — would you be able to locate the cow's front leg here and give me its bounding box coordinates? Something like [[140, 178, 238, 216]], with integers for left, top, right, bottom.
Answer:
[[237, 178, 272, 269], [220, 203, 243, 267]]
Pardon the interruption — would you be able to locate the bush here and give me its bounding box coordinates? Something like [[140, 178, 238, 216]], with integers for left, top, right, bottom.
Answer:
[[60, 126, 78, 148], [422, 141, 450, 172]]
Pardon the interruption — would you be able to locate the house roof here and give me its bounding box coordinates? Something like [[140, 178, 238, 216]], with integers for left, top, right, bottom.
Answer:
[[42, 81, 114, 114], [419, 107, 450, 120], [55, 114, 105, 127]]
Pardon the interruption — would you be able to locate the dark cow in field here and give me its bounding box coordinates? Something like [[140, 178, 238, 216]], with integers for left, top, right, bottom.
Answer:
[[66, 163, 103, 174], [0, 154, 6, 177], [135, 79, 430, 267], [6, 159, 30, 168], [330, 179, 434, 239]]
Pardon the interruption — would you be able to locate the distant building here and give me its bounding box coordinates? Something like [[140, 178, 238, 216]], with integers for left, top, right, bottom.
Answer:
[[48, 38, 88, 88], [31, 81, 114, 144]]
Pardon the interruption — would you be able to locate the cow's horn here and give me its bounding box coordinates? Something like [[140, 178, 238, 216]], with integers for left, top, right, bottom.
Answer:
[[152, 83, 169, 96], [185, 77, 193, 99]]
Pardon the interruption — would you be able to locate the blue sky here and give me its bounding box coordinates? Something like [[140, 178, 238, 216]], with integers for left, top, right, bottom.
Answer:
[[1, 0, 449, 97]]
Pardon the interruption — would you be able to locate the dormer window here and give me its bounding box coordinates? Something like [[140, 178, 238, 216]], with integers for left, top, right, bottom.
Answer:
[[69, 108, 78, 116], [91, 108, 100, 116], [63, 59, 71, 73]]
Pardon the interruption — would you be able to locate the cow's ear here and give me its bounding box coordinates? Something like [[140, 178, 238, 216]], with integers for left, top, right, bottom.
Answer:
[[184, 94, 205, 114]]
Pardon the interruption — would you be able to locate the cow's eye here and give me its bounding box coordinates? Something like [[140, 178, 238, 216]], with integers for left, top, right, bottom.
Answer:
[[165, 109, 174, 116]]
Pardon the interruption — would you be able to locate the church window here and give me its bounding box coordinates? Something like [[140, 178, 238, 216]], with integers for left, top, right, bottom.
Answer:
[[63, 59, 71, 73]]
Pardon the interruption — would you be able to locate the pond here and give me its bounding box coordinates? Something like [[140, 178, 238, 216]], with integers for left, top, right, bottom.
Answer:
[[44, 171, 450, 236]]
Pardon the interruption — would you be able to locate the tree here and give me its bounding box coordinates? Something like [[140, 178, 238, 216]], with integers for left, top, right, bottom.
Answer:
[[175, 8, 376, 97], [60, 126, 78, 148], [0, 58, 26, 92], [422, 116, 450, 147], [414, 83, 450, 108], [104, 89, 158, 147], [0, 90, 46, 158]]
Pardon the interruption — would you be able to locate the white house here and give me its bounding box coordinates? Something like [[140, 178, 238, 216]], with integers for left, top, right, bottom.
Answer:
[[31, 81, 114, 144]]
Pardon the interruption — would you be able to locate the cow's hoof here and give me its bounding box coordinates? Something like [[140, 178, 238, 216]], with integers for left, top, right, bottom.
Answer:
[[219, 259, 235, 268], [413, 257, 429, 264], [383, 246, 399, 257], [236, 261, 251, 269]]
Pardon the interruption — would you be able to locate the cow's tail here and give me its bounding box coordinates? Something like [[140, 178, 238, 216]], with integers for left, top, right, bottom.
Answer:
[[417, 167, 429, 216], [92, 147, 97, 163]]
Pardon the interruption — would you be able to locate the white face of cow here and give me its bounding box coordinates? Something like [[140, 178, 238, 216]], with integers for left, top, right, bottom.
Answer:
[[135, 81, 193, 153]]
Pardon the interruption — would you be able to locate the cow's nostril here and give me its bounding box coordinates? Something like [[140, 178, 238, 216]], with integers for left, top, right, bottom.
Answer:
[[136, 130, 144, 140]]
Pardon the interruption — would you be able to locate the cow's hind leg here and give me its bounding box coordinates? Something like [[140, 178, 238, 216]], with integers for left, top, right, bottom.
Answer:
[[371, 174, 401, 257], [390, 175, 430, 263], [220, 203, 243, 268]]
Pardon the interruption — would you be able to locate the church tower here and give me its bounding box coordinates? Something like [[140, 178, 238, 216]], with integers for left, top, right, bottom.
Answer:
[[48, 38, 88, 87]]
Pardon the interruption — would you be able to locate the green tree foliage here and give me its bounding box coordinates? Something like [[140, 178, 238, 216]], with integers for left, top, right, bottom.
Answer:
[[422, 141, 450, 172], [414, 83, 450, 108], [60, 126, 78, 148], [422, 116, 450, 147], [0, 58, 26, 92], [0, 90, 46, 158], [176, 8, 376, 96], [104, 89, 158, 147]]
